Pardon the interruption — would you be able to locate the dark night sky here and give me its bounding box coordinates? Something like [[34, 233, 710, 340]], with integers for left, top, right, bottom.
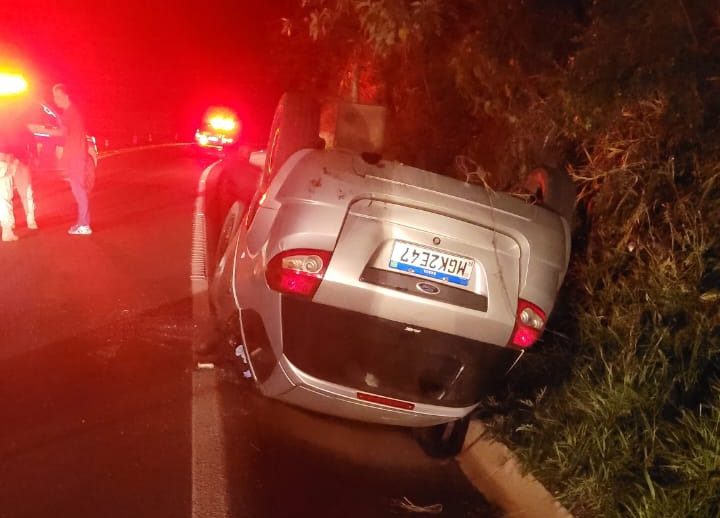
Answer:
[[0, 0, 294, 141]]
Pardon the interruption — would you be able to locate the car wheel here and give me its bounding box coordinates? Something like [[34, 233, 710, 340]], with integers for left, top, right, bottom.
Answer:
[[205, 172, 233, 276], [85, 156, 96, 192], [212, 201, 244, 280], [413, 416, 471, 458], [265, 92, 321, 177], [523, 167, 575, 224], [198, 202, 243, 358]]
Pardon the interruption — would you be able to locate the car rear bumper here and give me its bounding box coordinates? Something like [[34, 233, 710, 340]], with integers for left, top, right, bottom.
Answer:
[[276, 381, 472, 427], [275, 296, 520, 422]]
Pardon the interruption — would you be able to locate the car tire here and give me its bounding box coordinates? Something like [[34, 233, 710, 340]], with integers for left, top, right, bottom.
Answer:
[[212, 201, 244, 280], [524, 167, 575, 224], [200, 202, 244, 358], [265, 92, 321, 177], [205, 171, 232, 276], [413, 416, 471, 458]]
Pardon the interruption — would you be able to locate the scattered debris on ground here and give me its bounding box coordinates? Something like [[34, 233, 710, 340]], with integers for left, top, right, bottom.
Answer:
[[392, 497, 443, 514]]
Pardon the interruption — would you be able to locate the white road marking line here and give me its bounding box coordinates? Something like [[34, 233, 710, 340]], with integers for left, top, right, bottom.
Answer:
[[191, 160, 229, 518], [97, 142, 192, 160], [191, 368, 229, 518]]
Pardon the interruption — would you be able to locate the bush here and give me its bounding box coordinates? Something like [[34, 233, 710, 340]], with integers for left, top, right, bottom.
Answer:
[[493, 97, 720, 516], [284, 1, 720, 515]]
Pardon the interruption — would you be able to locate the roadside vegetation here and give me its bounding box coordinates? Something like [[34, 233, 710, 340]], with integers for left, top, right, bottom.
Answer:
[[275, 1, 720, 516]]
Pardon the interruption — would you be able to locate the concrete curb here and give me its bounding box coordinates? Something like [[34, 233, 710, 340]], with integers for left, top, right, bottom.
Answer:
[[457, 420, 574, 518]]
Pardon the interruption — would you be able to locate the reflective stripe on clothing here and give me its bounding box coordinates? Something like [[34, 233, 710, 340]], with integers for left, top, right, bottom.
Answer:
[[0, 175, 14, 228], [0, 159, 35, 228], [13, 162, 35, 224]]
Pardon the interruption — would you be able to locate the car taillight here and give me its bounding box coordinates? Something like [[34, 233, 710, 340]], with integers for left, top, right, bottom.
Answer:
[[266, 249, 332, 298], [510, 299, 546, 348]]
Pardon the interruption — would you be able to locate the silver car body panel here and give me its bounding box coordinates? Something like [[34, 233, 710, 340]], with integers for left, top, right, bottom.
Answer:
[[212, 147, 571, 426]]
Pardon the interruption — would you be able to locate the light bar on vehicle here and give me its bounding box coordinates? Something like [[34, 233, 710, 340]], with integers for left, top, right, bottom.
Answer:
[[208, 115, 237, 132], [0, 72, 28, 96]]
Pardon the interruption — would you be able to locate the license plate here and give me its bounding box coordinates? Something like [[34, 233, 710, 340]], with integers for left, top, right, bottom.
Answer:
[[389, 241, 472, 287]]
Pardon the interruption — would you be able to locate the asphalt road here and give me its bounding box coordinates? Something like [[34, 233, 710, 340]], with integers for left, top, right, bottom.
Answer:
[[0, 146, 498, 518]]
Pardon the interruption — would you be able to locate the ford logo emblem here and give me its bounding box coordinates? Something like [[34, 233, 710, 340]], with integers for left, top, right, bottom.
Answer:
[[416, 282, 440, 295]]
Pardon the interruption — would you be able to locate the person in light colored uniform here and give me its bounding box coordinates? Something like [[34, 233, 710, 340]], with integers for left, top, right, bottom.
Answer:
[[0, 113, 37, 242]]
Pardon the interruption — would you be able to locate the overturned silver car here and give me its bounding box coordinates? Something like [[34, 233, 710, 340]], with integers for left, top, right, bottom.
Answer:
[[204, 93, 573, 456]]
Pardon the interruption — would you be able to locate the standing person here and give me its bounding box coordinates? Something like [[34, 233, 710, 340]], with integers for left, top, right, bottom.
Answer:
[[11, 109, 37, 231], [0, 110, 37, 241], [12, 155, 37, 231], [0, 151, 18, 242], [52, 83, 92, 235]]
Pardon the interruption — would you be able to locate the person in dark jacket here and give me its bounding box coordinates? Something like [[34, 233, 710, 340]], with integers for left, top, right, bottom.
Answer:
[[53, 84, 91, 235]]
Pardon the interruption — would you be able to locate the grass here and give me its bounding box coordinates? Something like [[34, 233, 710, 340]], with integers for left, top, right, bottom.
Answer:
[[483, 98, 720, 517]]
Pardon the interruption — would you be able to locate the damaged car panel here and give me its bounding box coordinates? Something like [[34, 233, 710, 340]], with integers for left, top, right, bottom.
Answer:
[[206, 93, 573, 456]]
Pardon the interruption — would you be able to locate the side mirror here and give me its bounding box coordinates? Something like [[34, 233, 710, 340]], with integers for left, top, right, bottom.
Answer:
[[248, 150, 266, 169]]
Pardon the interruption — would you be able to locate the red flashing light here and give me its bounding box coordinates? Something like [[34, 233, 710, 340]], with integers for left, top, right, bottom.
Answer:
[[357, 392, 415, 411], [510, 299, 546, 348], [266, 249, 332, 298], [209, 115, 237, 132], [0, 72, 28, 96], [202, 107, 241, 136]]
